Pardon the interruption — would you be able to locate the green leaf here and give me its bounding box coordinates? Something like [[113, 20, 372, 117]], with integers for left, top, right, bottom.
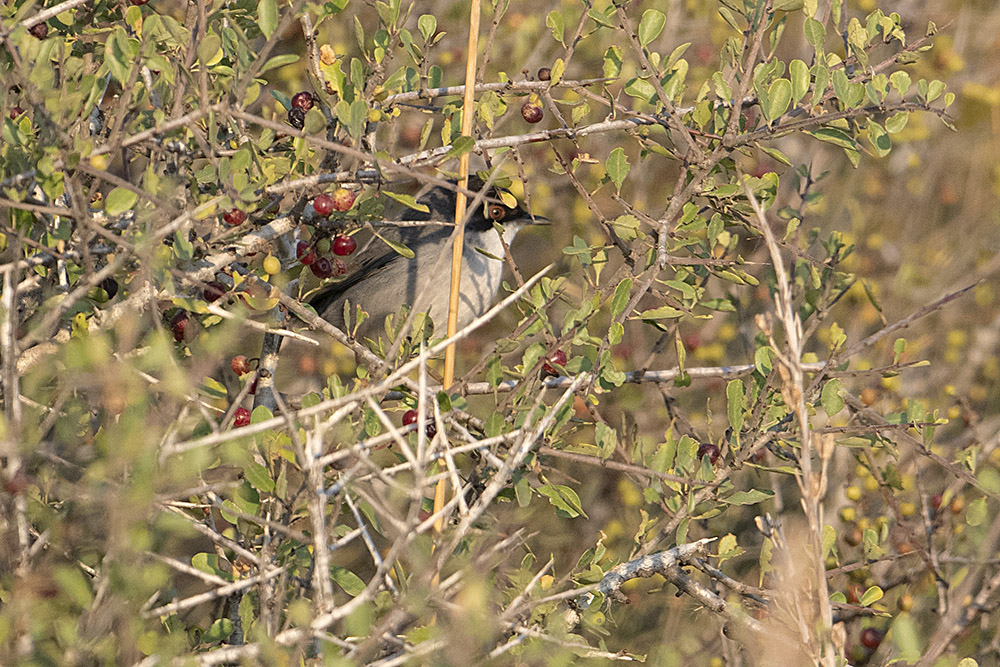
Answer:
[[258, 0, 278, 38], [624, 77, 656, 102], [370, 229, 415, 259], [727, 379, 745, 433], [765, 78, 792, 122], [105, 187, 138, 217], [605, 147, 629, 192], [331, 566, 366, 595], [611, 278, 632, 318], [203, 618, 234, 643], [445, 135, 475, 159], [860, 585, 883, 607], [966, 497, 987, 526], [821, 379, 844, 416], [804, 18, 826, 50], [724, 489, 774, 505], [638, 9, 666, 47], [537, 484, 588, 518], [636, 306, 683, 320], [822, 524, 837, 559], [259, 54, 300, 75], [885, 111, 909, 133], [546, 10, 565, 46], [243, 462, 275, 493], [417, 14, 436, 41], [197, 33, 222, 67], [789, 59, 809, 103], [382, 190, 430, 214], [806, 126, 857, 150]]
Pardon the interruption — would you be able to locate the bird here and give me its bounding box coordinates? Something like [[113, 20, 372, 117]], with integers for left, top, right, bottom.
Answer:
[[309, 177, 545, 343]]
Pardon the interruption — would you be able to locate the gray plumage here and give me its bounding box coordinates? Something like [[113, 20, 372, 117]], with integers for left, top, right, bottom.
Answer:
[[310, 180, 540, 342]]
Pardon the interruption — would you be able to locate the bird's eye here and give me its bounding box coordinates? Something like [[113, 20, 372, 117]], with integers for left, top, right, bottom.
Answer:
[[488, 205, 506, 221]]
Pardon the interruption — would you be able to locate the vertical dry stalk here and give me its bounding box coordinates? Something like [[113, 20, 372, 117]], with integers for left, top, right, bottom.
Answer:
[[743, 179, 835, 665]]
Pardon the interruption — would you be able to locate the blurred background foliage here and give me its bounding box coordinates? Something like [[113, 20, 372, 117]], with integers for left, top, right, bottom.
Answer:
[[2, 0, 999, 664]]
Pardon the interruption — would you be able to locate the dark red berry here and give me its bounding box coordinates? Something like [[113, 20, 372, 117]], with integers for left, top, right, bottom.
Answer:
[[402, 409, 418, 426], [542, 349, 567, 377], [130, 0, 149, 5], [247, 376, 258, 395], [288, 107, 306, 129], [2, 471, 29, 496], [521, 102, 543, 124], [846, 583, 864, 604], [296, 241, 317, 266], [331, 188, 356, 211], [931, 493, 943, 512], [170, 311, 190, 342], [291, 91, 314, 110], [9, 107, 23, 119], [222, 208, 246, 226], [28, 23, 47, 39], [697, 443, 721, 465], [425, 422, 437, 438], [537, 67, 551, 81], [231, 355, 250, 376], [310, 257, 333, 278], [860, 628, 883, 650], [313, 193, 334, 217], [332, 235, 356, 256], [233, 407, 251, 427], [203, 281, 227, 302]]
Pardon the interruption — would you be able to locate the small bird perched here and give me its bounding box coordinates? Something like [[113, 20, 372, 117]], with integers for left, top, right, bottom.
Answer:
[[310, 177, 545, 342]]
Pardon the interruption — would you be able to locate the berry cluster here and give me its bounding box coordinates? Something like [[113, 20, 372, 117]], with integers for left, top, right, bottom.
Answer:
[[298, 191, 358, 278], [287, 91, 314, 130]]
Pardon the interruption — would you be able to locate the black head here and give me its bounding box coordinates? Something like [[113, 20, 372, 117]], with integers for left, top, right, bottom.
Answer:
[[407, 176, 539, 232]]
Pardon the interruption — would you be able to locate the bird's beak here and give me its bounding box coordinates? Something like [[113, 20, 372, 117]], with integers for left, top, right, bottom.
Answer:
[[523, 214, 550, 226]]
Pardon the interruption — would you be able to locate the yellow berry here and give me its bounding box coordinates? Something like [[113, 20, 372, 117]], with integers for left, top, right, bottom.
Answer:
[[263, 255, 281, 275], [839, 507, 856, 523], [900, 502, 916, 517], [846, 486, 862, 502], [864, 477, 879, 493], [89, 153, 110, 171]]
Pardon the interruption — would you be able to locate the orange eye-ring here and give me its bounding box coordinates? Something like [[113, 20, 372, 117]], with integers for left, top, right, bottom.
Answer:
[[488, 204, 506, 221]]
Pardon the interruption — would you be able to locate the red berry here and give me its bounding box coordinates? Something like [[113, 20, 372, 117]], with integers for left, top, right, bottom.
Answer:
[[313, 193, 334, 217], [860, 628, 883, 650], [537, 67, 551, 81], [170, 311, 190, 342], [291, 91, 314, 110], [332, 188, 356, 211], [203, 281, 227, 302], [223, 208, 246, 226], [425, 422, 437, 438], [9, 107, 23, 119], [931, 493, 943, 512], [332, 235, 357, 256], [310, 256, 333, 278], [28, 23, 47, 39], [247, 376, 258, 395], [296, 241, 316, 264], [402, 409, 418, 426], [2, 471, 29, 495], [682, 333, 701, 352], [541, 349, 567, 377], [130, 0, 149, 5], [846, 583, 864, 604], [697, 443, 721, 465], [233, 407, 251, 427], [521, 102, 543, 124], [231, 355, 250, 376]]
